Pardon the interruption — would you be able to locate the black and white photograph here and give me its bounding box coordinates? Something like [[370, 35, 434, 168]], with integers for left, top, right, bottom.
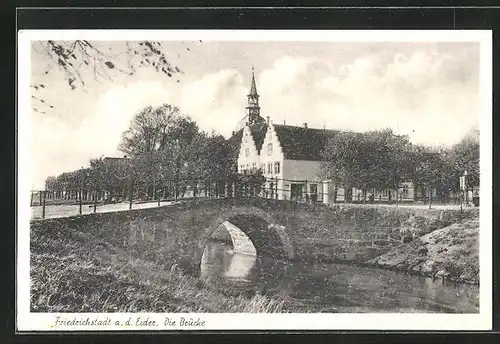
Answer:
[[17, 30, 492, 331]]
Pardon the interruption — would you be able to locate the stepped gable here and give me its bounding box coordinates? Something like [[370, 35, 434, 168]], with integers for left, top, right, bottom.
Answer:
[[227, 121, 268, 159], [273, 124, 338, 161]]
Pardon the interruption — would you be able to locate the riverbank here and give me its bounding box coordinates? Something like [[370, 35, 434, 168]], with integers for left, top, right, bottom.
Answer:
[[30, 222, 295, 313], [367, 214, 479, 285]]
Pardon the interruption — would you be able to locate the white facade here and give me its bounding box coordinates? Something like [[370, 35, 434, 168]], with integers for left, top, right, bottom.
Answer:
[[237, 125, 261, 173], [236, 122, 420, 204], [237, 122, 327, 201], [258, 123, 284, 199]]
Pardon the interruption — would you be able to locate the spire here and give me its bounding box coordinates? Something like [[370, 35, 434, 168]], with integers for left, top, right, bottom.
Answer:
[[249, 66, 258, 96], [245, 67, 263, 125]]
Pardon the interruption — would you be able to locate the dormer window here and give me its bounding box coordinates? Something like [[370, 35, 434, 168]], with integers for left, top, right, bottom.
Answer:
[[267, 143, 273, 156]]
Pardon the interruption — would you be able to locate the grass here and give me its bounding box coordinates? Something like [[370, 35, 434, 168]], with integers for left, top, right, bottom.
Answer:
[[368, 213, 480, 284], [30, 223, 292, 313]]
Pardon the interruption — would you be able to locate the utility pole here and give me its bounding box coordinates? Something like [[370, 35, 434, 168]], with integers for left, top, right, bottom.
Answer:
[[79, 168, 84, 215], [42, 190, 46, 219]]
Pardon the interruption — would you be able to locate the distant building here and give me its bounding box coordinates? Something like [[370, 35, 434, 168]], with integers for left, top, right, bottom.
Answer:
[[228, 70, 419, 204]]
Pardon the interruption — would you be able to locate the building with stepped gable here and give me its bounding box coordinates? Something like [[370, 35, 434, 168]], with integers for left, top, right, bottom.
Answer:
[[227, 70, 419, 204]]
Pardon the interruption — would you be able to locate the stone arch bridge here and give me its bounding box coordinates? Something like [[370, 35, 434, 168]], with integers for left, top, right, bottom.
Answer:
[[30, 198, 461, 276]]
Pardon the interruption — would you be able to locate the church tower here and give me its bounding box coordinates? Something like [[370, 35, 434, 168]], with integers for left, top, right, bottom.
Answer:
[[246, 67, 264, 125]]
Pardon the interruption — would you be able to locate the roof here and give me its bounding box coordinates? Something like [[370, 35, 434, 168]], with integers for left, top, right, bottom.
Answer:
[[226, 120, 268, 159], [273, 124, 338, 161], [248, 71, 258, 97], [103, 156, 128, 161]]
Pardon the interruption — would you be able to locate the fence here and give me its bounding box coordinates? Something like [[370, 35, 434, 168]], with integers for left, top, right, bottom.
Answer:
[[30, 176, 474, 220]]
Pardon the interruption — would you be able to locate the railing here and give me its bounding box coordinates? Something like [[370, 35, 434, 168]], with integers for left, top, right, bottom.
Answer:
[[30, 177, 474, 220]]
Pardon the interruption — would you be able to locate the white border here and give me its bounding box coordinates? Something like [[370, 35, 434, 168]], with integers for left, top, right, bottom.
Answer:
[[17, 30, 492, 331]]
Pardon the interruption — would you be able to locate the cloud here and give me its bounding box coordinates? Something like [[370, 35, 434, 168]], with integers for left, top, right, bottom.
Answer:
[[255, 45, 479, 147], [29, 81, 172, 188], [179, 69, 248, 136], [28, 42, 480, 188]]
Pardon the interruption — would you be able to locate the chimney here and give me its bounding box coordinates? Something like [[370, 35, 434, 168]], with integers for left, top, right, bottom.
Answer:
[[303, 122, 308, 128], [266, 116, 270, 125]]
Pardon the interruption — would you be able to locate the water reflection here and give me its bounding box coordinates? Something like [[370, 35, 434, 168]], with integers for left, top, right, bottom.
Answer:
[[200, 241, 257, 281], [200, 241, 479, 313]]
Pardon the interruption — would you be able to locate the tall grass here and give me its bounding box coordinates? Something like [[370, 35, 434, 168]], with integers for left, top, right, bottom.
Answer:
[[30, 223, 293, 313]]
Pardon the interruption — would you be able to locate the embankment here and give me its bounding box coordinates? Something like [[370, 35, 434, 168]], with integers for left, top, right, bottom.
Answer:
[[367, 214, 479, 284]]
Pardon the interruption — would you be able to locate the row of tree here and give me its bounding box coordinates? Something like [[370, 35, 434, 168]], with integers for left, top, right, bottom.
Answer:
[[44, 104, 262, 201], [321, 127, 479, 203], [45, 103, 479, 204]]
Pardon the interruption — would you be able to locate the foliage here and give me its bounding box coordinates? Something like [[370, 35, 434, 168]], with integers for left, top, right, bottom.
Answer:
[[447, 129, 480, 189], [322, 128, 413, 199], [44, 168, 92, 191], [321, 127, 480, 202], [237, 169, 266, 196], [109, 104, 238, 198], [31, 40, 184, 113]]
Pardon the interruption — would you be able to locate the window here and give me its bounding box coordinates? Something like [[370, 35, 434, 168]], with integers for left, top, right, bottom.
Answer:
[[267, 143, 273, 156], [245, 148, 249, 157], [252, 162, 257, 170], [274, 162, 280, 174], [382, 189, 389, 197], [240, 165, 244, 172], [402, 185, 409, 197], [267, 163, 272, 174]]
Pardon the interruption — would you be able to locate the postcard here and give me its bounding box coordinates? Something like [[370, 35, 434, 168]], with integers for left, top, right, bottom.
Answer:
[[17, 29, 492, 331]]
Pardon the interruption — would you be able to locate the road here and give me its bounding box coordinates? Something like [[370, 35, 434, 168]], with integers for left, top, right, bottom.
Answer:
[[30, 200, 178, 220]]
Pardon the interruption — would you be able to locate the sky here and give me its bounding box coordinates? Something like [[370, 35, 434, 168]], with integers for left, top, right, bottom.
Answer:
[[29, 40, 480, 189]]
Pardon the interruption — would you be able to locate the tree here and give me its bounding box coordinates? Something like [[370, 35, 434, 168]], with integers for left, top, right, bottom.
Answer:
[[322, 128, 413, 203], [88, 157, 129, 201], [363, 129, 413, 201], [31, 40, 185, 113], [448, 129, 480, 190], [118, 104, 183, 157], [410, 145, 446, 207], [118, 104, 210, 199], [44, 176, 57, 190], [321, 131, 363, 202]]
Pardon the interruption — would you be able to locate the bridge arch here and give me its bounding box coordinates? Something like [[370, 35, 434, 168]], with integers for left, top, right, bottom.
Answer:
[[194, 205, 295, 271]]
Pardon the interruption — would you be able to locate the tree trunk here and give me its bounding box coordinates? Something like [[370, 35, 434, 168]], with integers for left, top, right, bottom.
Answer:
[[428, 186, 432, 209]]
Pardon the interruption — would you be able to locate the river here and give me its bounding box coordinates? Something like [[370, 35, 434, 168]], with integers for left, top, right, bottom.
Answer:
[[200, 241, 479, 313]]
